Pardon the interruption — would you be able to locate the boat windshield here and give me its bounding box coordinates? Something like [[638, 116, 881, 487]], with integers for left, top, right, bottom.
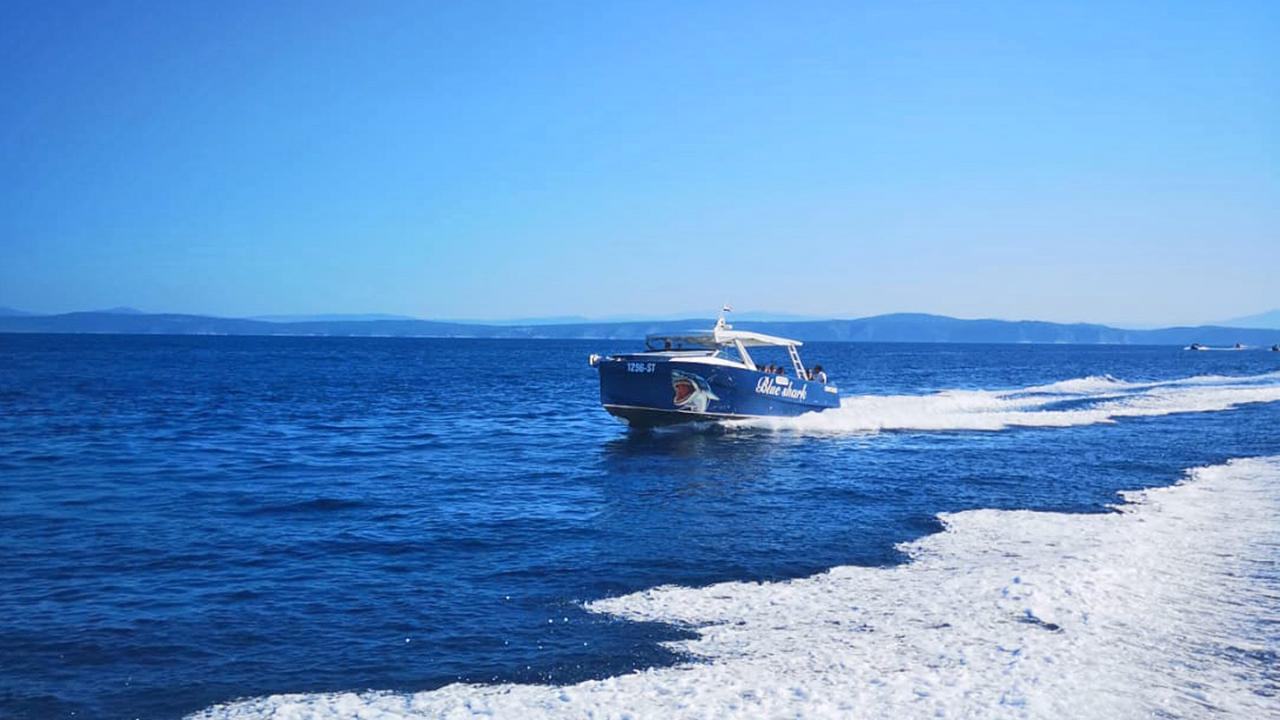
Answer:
[[644, 335, 717, 351]]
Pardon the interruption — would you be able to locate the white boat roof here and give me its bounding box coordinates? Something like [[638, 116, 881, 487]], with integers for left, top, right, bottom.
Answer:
[[646, 327, 803, 348]]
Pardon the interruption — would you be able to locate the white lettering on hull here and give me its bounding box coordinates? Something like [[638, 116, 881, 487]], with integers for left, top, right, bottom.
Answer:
[[755, 376, 808, 401]]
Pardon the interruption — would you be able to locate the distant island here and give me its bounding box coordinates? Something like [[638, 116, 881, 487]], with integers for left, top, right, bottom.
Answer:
[[1, 309, 1279, 346]]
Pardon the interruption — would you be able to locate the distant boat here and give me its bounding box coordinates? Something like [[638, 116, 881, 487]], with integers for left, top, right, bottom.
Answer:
[[588, 307, 839, 427], [1186, 343, 1208, 351], [1234, 343, 1246, 350], [1272, 344, 1280, 352]]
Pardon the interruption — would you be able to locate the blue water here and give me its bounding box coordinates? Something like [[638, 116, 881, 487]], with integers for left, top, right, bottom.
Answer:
[[2, 335, 1278, 719]]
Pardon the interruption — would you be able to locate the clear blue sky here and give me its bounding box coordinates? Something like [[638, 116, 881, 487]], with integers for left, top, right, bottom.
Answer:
[[1, 1, 1276, 325]]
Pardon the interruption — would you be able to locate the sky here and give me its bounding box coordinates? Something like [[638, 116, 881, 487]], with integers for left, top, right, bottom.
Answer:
[[1, 1, 1276, 325]]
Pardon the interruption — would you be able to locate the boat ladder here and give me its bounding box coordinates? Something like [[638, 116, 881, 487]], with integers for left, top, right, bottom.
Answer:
[[787, 344, 807, 379]]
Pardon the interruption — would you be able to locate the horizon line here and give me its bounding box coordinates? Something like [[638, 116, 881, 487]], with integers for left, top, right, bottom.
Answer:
[[2, 306, 1278, 332]]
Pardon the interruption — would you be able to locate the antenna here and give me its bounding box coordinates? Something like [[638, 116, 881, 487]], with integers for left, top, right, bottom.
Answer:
[[716, 303, 733, 330]]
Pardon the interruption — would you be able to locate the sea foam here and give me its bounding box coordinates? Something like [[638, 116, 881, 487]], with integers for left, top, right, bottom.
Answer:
[[751, 370, 1280, 433], [192, 456, 1280, 719]]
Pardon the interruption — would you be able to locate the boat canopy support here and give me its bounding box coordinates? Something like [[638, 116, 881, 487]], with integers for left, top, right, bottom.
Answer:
[[643, 306, 811, 376], [733, 338, 757, 371]]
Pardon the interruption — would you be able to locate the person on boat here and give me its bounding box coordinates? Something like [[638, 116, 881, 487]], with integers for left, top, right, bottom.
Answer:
[[811, 364, 828, 384]]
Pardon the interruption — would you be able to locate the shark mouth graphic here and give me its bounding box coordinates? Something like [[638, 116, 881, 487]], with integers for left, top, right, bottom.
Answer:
[[673, 378, 697, 405], [671, 369, 719, 413]]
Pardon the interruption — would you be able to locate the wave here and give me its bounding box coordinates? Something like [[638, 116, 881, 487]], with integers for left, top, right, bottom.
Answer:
[[191, 456, 1280, 719], [743, 370, 1280, 434]]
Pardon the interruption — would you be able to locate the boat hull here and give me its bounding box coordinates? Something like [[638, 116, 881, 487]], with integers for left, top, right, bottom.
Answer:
[[596, 356, 840, 428]]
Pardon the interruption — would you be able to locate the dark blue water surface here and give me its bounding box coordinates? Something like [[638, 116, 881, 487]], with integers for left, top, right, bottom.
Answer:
[[2, 335, 1278, 719]]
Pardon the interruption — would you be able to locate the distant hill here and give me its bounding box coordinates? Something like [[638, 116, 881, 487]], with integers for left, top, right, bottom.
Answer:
[[249, 313, 422, 323], [0, 306, 33, 317], [1217, 309, 1280, 330], [0, 312, 485, 337], [454, 311, 825, 325], [2, 310, 1279, 346], [91, 306, 147, 315]]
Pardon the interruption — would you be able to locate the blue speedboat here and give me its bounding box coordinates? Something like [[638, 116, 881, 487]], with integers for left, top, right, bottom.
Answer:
[[588, 308, 839, 427]]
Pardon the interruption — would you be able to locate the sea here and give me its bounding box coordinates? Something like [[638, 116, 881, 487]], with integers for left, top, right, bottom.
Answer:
[[1, 335, 1278, 719]]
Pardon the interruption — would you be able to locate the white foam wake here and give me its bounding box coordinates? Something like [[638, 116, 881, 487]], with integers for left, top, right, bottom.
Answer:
[[751, 370, 1280, 433], [192, 457, 1280, 719]]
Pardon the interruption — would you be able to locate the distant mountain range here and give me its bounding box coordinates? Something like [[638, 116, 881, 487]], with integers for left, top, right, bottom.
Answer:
[[436, 311, 828, 325], [1217, 309, 1280, 330], [1, 310, 1278, 346], [0, 305, 144, 317], [248, 313, 422, 323]]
